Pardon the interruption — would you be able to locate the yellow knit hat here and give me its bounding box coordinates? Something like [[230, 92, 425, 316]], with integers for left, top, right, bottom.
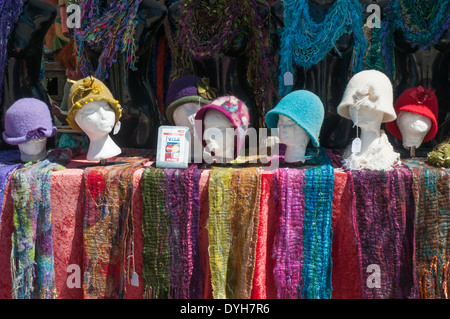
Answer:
[[66, 76, 123, 132]]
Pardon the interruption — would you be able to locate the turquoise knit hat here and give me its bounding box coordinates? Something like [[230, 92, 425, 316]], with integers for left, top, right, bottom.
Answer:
[[265, 90, 324, 147]]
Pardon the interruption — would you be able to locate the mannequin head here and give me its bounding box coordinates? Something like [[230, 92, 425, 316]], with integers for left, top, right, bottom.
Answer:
[[349, 106, 384, 132], [203, 109, 235, 160], [277, 115, 310, 163], [172, 102, 201, 129], [397, 111, 432, 149], [74, 100, 121, 161]]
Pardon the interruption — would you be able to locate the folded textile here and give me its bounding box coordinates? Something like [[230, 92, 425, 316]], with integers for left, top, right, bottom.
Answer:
[[82, 156, 148, 299], [207, 167, 261, 299], [0, 150, 22, 220], [10, 148, 72, 299], [272, 148, 334, 299]]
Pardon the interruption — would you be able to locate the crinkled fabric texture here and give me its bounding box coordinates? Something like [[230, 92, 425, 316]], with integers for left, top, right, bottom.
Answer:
[[405, 161, 450, 299], [349, 166, 418, 299], [82, 155, 149, 299], [10, 149, 72, 299], [207, 167, 261, 299], [272, 148, 334, 299]]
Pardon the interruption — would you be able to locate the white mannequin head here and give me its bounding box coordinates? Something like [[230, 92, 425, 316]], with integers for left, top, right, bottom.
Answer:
[[75, 100, 121, 161], [277, 115, 310, 163], [203, 109, 235, 161], [397, 111, 431, 149], [18, 138, 47, 162], [349, 106, 385, 154], [173, 102, 202, 160]]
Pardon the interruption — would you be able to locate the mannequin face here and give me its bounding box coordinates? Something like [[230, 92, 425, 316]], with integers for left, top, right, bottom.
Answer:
[[278, 115, 310, 163], [74, 100, 116, 138], [397, 111, 431, 149], [18, 138, 47, 162], [203, 110, 235, 159], [172, 102, 202, 129], [349, 106, 384, 131]]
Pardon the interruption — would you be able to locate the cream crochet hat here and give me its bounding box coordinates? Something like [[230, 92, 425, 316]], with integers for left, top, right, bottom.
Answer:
[[337, 70, 396, 123]]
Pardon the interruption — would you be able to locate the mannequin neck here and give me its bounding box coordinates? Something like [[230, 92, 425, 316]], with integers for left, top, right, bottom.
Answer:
[[359, 127, 381, 154], [20, 148, 47, 163], [86, 133, 122, 161]]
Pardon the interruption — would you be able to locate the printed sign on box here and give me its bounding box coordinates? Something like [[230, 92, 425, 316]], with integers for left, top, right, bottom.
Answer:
[[156, 126, 190, 168]]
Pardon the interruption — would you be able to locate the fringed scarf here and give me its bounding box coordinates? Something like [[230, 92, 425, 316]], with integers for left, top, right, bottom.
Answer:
[[141, 165, 202, 299], [406, 162, 450, 299], [348, 166, 418, 299], [272, 149, 334, 299], [82, 155, 148, 299], [10, 148, 72, 299], [0, 150, 22, 219], [207, 167, 261, 299]]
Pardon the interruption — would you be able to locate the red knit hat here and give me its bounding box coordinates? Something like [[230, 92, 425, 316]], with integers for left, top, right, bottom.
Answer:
[[385, 86, 438, 143]]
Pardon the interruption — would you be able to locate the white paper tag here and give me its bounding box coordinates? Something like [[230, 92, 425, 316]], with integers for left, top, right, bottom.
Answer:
[[284, 72, 294, 86], [113, 121, 121, 135], [131, 272, 139, 287], [352, 138, 362, 154]]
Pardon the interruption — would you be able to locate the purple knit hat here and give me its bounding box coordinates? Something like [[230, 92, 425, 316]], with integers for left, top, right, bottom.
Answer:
[[195, 96, 250, 159], [165, 76, 217, 125], [2, 98, 57, 145]]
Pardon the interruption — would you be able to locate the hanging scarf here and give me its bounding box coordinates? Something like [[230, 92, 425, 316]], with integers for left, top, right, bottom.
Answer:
[[141, 165, 202, 299], [348, 166, 418, 299], [272, 148, 334, 299], [141, 167, 170, 299], [10, 148, 72, 299], [278, 0, 366, 96], [380, 0, 450, 78], [74, 0, 142, 80], [207, 167, 261, 299], [175, 0, 277, 126], [405, 160, 450, 299], [0, 0, 27, 106], [82, 155, 148, 299], [0, 150, 22, 219]]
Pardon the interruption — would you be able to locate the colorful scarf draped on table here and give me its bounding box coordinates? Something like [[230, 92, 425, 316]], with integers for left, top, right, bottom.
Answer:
[[10, 148, 72, 299], [278, 0, 366, 96], [207, 167, 261, 299], [82, 155, 148, 299], [348, 167, 418, 299], [405, 161, 450, 299], [272, 149, 334, 299], [141, 165, 202, 299], [0, 150, 22, 219]]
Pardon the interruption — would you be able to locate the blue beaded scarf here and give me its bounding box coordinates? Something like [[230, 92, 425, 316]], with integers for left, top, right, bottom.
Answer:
[[278, 0, 366, 97]]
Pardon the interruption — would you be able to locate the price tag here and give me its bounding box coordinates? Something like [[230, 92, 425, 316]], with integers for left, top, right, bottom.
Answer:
[[284, 72, 294, 86], [131, 272, 139, 287], [352, 138, 362, 154], [113, 121, 121, 135]]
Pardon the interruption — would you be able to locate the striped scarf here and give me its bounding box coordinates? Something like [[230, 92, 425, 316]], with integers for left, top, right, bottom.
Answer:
[[272, 149, 334, 299], [406, 162, 450, 299], [82, 155, 148, 299], [10, 149, 72, 299], [141, 165, 202, 299], [207, 167, 261, 299], [349, 166, 418, 299]]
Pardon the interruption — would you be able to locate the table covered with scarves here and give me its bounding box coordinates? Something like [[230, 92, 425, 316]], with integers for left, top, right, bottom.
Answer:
[[0, 148, 448, 299]]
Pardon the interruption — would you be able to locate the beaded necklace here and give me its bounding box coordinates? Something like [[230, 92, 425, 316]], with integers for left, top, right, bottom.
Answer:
[[0, 0, 27, 106], [278, 0, 366, 97], [175, 0, 276, 126], [381, 0, 450, 78], [74, 0, 142, 80]]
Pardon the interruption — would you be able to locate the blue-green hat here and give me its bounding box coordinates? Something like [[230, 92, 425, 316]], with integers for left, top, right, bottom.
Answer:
[[265, 90, 324, 147]]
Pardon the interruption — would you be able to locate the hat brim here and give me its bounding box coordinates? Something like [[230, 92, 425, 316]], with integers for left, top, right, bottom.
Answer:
[[67, 97, 122, 132], [385, 104, 438, 143], [337, 103, 397, 124], [166, 96, 210, 125], [265, 109, 320, 148], [2, 126, 57, 145]]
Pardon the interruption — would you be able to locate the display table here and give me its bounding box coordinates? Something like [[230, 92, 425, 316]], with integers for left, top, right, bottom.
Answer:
[[0, 150, 448, 299]]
